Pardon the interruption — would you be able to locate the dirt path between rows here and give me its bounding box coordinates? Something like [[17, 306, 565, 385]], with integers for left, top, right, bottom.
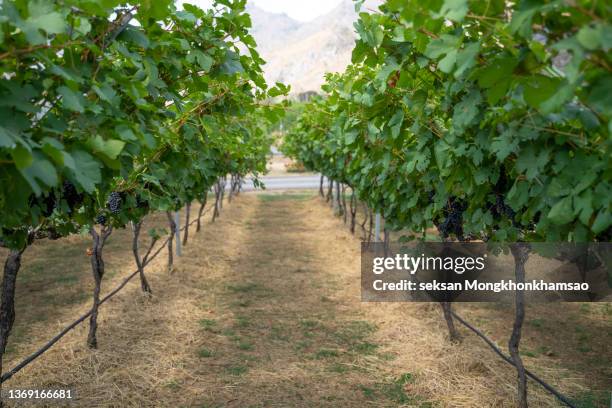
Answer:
[[5, 192, 608, 407]]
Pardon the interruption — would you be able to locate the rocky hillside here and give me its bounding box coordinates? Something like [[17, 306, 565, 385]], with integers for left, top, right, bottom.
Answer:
[[247, 0, 381, 96]]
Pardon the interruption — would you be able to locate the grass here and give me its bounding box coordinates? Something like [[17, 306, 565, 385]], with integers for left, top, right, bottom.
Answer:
[[269, 324, 289, 341], [299, 319, 319, 330], [199, 319, 217, 331], [233, 299, 251, 308], [529, 318, 545, 328], [328, 363, 349, 373], [164, 380, 181, 390], [237, 341, 254, 351], [358, 373, 419, 405], [235, 315, 251, 328], [570, 391, 612, 408], [315, 348, 339, 359], [4, 194, 611, 407], [351, 341, 379, 355], [225, 365, 248, 376], [294, 340, 312, 351], [198, 348, 214, 358]]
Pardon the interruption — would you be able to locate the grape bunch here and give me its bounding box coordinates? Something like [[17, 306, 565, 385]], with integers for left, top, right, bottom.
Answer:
[[107, 192, 122, 214], [39, 193, 57, 217], [494, 194, 516, 220], [95, 213, 107, 226], [438, 198, 466, 240], [62, 181, 84, 212]]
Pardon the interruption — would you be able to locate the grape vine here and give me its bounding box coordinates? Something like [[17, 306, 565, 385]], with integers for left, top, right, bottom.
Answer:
[[283, 0, 610, 405], [0, 0, 286, 396]]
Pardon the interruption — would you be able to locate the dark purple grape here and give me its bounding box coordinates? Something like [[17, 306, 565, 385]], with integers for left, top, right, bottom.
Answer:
[[95, 214, 107, 225], [438, 197, 466, 240], [107, 192, 122, 214], [40, 192, 57, 217], [62, 181, 84, 211]]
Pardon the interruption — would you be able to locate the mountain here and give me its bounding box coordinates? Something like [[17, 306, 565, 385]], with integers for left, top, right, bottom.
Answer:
[[246, 4, 301, 53], [247, 0, 381, 96]]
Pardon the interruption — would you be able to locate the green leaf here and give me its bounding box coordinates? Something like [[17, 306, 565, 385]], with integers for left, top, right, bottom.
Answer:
[[547, 196, 574, 225], [220, 50, 244, 75], [375, 58, 400, 90], [486, 77, 511, 105], [454, 42, 480, 77], [0, 126, 16, 147], [19, 157, 58, 195], [74, 17, 91, 36], [538, 83, 573, 114], [587, 77, 612, 117], [507, 181, 529, 209], [87, 136, 125, 160], [591, 210, 611, 234], [577, 24, 601, 51], [115, 125, 137, 141], [138, 0, 172, 21], [23, 11, 66, 44], [438, 49, 457, 73], [438, 0, 468, 22], [515, 146, 549, 180], [490, 128, 518, 161], [388, 109, 404, 139], [92, 83, 118, 104], [523, 75, 562, 109], [354, 14, 384, 48], [41, 139, 65, 165], [176, 10, 197, 23], [67, 150, 101, 193], [58, 86, 85, 113], [574, 190, 593, 225], [452, 90, 481, 130], [424, 35, 460, 59], [49, 65, 84, 84], [188, 50, 214, 72], [268, 82, 290, 98], [472, 58, 504, 84], [120, 27, 150, 48], [345, 130, 358, 144], [11, 146, 33, 169]]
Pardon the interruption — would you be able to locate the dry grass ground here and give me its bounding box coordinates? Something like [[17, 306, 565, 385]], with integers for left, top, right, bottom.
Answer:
[[0, 191, 610, 407]]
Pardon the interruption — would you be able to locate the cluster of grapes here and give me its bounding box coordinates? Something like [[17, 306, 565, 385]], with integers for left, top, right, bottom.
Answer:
[[107, 192, 122, 214], [62, 181, 84, 211], [29, 181, 84, 217], [438, 198, 466, 240], [493, 194, 516, 221], [38, 193, 57, 217], [94, 191, 123, 226], [95, 213, 107, 226]]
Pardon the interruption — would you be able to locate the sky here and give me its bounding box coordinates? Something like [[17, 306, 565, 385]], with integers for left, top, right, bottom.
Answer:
[[178, 0, 344, 22], [249, 0, 344, 22]]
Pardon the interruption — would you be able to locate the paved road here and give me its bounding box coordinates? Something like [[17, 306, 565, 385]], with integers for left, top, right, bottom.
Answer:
[[240, 175, 321, 191]]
